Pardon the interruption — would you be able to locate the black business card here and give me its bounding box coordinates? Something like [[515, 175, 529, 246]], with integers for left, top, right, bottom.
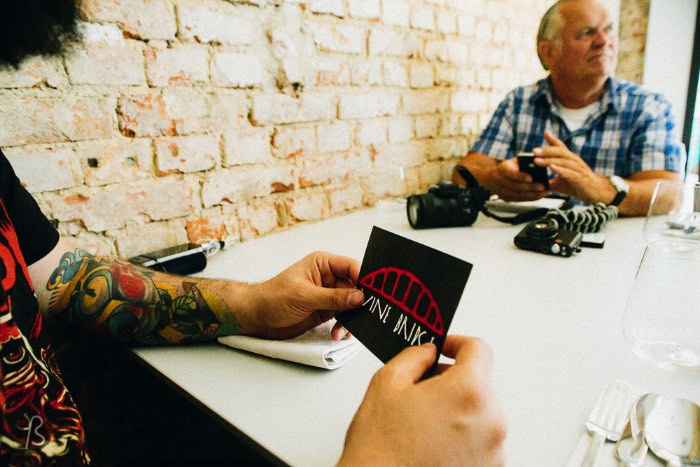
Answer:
[[338, 226, 473, 363]]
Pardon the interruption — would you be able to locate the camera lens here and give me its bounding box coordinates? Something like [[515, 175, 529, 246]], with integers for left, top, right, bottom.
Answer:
[[407, 195, 423, 228], [526, 218, 558, 239]]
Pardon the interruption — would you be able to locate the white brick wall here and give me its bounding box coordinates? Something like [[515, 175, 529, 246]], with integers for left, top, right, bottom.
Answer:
[[0, 0, 565, 257]]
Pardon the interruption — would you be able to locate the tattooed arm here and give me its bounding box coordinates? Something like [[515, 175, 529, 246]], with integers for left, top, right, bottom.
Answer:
[[27, 237, 364, 345]]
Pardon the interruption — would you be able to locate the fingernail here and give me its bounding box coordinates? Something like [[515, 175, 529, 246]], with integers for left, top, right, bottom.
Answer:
[[348, 290, 364, 306], [532, 148, 542, 155]]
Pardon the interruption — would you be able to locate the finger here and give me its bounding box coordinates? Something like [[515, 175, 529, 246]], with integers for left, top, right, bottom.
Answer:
[[383, 343, 438, 385], [316, 252, 361, 286], [543, 130, 566, 148], [331, 322, 352, 340]]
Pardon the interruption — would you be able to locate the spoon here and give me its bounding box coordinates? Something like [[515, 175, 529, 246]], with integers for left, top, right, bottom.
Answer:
[[644, 395, 700, 466], [616, 393, 657, 466]]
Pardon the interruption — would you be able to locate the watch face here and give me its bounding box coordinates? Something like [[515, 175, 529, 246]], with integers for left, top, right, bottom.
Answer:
[[611, 176, 629, 193]]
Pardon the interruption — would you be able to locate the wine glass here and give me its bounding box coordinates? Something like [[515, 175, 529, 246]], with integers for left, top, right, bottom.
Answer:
[[623, 180, 700, 370]]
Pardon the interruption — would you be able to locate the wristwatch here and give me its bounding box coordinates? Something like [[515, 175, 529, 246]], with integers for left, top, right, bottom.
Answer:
[[608, 175, 629, 206]]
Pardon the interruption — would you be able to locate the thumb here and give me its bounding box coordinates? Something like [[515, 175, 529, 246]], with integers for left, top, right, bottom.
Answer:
[[383, 343, 438, 385], [308, 286, 365, 311]]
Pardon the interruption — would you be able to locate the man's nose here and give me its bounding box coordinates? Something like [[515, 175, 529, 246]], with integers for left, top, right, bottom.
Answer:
[[593, 29, 612, 47]]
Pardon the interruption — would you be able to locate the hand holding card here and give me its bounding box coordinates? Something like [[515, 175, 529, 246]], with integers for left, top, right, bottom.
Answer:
[[338, 227, 473, 363]]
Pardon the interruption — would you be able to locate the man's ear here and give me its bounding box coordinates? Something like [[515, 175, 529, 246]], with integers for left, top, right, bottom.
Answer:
[[538, 40, 555, 70]]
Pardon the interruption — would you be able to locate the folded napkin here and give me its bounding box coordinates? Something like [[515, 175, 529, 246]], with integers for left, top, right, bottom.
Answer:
[[218, 321, 364, 370]]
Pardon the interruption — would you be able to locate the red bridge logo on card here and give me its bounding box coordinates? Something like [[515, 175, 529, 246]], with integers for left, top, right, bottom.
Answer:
[[359, 267, 444, 336]]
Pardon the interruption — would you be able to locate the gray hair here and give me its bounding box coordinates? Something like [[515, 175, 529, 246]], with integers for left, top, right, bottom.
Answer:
[[537, 1, 565, 70]]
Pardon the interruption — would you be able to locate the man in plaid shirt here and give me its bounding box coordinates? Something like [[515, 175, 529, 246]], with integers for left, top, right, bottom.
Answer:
[[455, 0, 683, 216]]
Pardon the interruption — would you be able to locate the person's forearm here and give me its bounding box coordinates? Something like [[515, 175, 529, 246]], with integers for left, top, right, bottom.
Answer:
[[453, 152, 500, 189], [44, 248, 246, 345]]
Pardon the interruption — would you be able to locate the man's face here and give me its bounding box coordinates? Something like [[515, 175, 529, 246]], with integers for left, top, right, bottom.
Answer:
[[547, 0, 618, 83]]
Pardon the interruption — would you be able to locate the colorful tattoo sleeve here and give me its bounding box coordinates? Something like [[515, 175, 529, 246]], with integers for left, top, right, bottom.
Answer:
[[45, 249, 240, 344]]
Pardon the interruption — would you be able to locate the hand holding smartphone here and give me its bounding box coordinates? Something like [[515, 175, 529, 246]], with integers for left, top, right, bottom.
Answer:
[[517, 152, 550, 189]]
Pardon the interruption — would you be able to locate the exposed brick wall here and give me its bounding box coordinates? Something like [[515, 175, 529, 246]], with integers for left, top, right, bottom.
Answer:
[[617, 0, 650, 83], [2, 0, 636, 259]]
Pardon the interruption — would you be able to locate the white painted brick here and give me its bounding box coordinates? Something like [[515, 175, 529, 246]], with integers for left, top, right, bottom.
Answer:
[[145, 45, 209, 87], [356, 119, 387, 146], [402, 89, 449, 115], [451, 90, 486, 113], [5, 147, 75, 192], [339, 92, 400, 119], [271, 126, 316, 159], [285, 190, 330, 222], [369, 28, 422, 58], [211, 52, 266, 88], [410, 62, 434, 88], [411, 6, 435, 31], [447, 40, 470, 64], [315, 56, 351, 86], [155, 135, 219, 175], [0, 96, 114, 146], [161, 88, 213, 135], [424, 137, 469, 161], [312, 22, 367, 54], [202, 165, 295, 207], [210, 91, 251, 132], [436, 11, 458, 34], [65, 43, 146, 85], [81, 0, 177, 40], [328, 184, 365, 214], [382, 0, 410, 27], [457, 14, 477, 37], [177, 1, 259, 45], [475, 20, 494, 42], [317, 122, 353, 154], [415, 115, 441, 139], [75, 138, 154, 186], [435, 63, 458, 86], [299, 151, 371, 188], [350, 59, 384, 86], [388, 118, 414, 143], [237, 200, 280, 240], [425, 40, 449, 62], [252, 93, 336, 125], [348, 0, 380, 19], [440, 115, 462, 137], [223, 129, 273, 166], [309, 0, 345, 17], [383, 61, 409, 87], [0, 57, 68, 89], [49, 177, 199, 231], [78, 22, 125, 44]]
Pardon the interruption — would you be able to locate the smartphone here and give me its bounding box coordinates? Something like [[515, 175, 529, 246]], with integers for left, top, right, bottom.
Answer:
[[517, 152, 550, 189], [129, 243, 207, 275]]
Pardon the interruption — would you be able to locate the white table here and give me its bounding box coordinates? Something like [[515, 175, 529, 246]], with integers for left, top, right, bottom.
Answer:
[[133, 203, 700, 466]]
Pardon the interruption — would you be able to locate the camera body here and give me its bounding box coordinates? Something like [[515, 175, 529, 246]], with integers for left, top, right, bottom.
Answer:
[[514, 218, 582, 257], [407, 181, 483, 228]]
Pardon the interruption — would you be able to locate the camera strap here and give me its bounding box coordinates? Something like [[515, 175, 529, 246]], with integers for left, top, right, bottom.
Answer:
[[480, 197, 576, 225]]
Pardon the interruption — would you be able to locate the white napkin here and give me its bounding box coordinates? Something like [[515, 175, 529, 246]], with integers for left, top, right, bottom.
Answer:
[[217, 321, 364, 370]]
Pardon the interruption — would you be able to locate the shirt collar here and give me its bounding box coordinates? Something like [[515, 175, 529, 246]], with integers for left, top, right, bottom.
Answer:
[[531, 76, 620, 114]]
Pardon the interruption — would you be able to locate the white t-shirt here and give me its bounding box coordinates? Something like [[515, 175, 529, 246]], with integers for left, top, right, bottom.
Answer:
[[557, 101, 598, 131]]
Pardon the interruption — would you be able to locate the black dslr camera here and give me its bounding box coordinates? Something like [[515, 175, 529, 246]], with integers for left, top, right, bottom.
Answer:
[[407, 166, 490, 229], [514, 218, 582, 257]]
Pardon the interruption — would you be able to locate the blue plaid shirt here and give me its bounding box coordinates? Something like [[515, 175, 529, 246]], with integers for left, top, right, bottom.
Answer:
[[470, 77, 683, 177]]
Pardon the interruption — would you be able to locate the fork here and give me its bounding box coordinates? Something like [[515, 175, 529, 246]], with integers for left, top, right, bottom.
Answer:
[[581, 380, 639, 467]]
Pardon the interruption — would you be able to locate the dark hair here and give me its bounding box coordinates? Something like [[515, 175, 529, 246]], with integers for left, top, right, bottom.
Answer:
[[0, 0, 81, 69]]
